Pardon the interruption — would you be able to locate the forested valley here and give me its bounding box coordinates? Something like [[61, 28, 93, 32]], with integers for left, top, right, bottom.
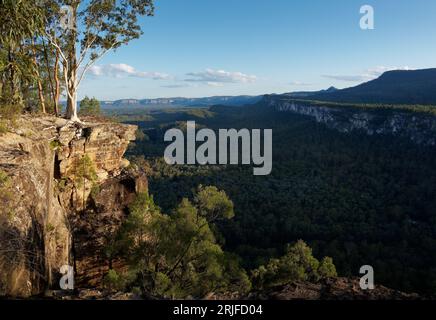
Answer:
[[123, 103, 436, 295]]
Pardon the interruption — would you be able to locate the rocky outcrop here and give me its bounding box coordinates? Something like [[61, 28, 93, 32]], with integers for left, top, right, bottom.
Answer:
[[251, 277, 421, 300], [56, 119, 137, 211], [72, 169, 148, 288], [265, 96, 436, 146], [0, 117, 70, 297], [167, 277, 422, 300], [44, 277, 421, 300], [0, 115, 143, 297]]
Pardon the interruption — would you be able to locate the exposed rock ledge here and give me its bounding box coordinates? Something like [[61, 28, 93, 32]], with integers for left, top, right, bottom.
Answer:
[[265, 96, 436, 146], [45, 277, 421, 300], [250, 278, 420, 300], [0, 115, 145, 297]]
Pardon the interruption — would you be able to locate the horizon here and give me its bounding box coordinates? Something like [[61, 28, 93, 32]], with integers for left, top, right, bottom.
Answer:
[[78, 67, 435, 101], [78, 0, 436, 100]]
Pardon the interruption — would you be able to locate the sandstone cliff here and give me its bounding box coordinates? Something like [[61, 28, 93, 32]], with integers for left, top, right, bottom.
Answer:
[[265, 96, 436, 146], [0, 115, 145, 297]]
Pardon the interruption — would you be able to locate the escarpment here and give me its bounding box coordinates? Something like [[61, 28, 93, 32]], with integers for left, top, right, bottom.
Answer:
[[265, 96, 436, 146], [0, 115, 145, 297]]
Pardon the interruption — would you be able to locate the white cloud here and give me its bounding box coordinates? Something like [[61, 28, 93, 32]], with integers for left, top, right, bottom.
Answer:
[[161, 84, 191, 88], [88, 63, 171, 80], [290, 81, 312, 86], [206, 82, 225, 87], [185, 68, 257, 84], [322, 66, 412, 82]]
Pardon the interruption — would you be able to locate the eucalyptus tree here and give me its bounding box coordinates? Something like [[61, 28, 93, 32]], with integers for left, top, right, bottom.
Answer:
[[43, 0, 154, 122], [0, 0, 45, 108]]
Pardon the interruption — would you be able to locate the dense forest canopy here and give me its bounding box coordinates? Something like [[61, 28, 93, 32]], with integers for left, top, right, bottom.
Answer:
[[124, 103, 436, 295]]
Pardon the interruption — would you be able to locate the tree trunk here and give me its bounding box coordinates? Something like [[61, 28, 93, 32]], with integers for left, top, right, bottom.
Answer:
[[8, 47, 16, 100], [53, 51, 60, 116], [42, 39, 56, 115], [66, 87, 79, 121], [31, 40, 46, 113], [65, 3, 79, 122], [37, 78, 46, 114]]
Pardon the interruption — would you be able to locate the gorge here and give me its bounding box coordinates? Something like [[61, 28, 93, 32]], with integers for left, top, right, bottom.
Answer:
[[264, 95, 436, 146]]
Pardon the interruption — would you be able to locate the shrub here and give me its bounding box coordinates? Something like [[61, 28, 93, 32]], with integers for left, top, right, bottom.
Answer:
[[49, 140, 62, 150], [0, 170, 14, 219], [79, 96, 101, 116], [73, 154, 98, 188], [0, 103, 22, 134], [107, 188, 250, 299], [103, 269, 126, 291], [251, 240, 337, 289]]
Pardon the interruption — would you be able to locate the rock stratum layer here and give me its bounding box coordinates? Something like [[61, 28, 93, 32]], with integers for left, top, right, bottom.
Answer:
[[265, 96, 436, 146], [0, 115, 144, 297]]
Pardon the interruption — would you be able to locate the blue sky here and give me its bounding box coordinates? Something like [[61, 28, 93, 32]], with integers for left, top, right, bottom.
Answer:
[[79, 0, 436, 100]]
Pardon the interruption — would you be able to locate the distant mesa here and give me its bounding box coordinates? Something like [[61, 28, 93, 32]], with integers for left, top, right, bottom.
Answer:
[[91, 68, 436, 109], [99, 95, 263, 109], [284, 86, 339, 98], [287, 68, 436, 105]]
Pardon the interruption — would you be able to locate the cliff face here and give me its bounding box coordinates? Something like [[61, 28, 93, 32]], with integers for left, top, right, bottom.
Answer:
[[265, 96, 436, 146], [0, 115, 144, 297]]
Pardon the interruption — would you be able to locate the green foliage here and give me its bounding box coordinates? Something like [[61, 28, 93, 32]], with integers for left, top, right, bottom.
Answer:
[[56, 178, 69, 192], [194, 185, 235, 221], [318, 257, 337, 279], [73, 154, 98, 187], [103, 269, 127, 292], [285, 98, 436, 116], [251, 240, 336, 289], [0, 121, 7, 135], [0, 103, 22, 119], [108, 189, 250, 299], [0, 1, 45, 107], [49, 140, 62, 150], [46, 223, 56, 233], [125, 104, 436, 295], [90, 184, 101, 199], [43, 0, 155, 119], [0, 170, 9, 186], [0, 169, 14, 218], [220, 252, 252, 294], [0, 103, 22, 134], [79, 96, 101, 116]]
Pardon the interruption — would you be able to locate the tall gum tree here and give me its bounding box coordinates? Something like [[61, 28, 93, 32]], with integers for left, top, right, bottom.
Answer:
[[0, 1, 45, 107], [42, 0, 154, 121]]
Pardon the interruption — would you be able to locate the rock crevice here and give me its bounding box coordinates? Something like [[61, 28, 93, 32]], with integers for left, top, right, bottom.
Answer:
[[0, 116, 143, 297]]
